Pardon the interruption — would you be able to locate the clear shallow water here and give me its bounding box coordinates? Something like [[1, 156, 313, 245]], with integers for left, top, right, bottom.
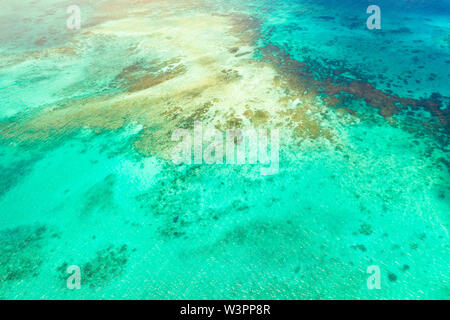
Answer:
[[0, 0, 448, 299]]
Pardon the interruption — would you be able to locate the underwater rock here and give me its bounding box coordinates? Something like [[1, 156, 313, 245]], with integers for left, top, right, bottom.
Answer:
[[388, 272, 398, 282], [358, 223, 373, 236]]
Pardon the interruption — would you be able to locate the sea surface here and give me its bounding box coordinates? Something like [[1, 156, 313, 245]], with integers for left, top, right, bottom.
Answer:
[[0, 0, 449, 299]]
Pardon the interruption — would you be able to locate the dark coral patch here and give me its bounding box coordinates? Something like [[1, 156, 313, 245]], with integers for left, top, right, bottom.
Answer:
[[388, 272, 398, 282], [351, 244, 367, 252], [260, 44, 449, 134], [0, 225, 51, 282], [58, 245, 129, 289], [0, 160, 32, 197], [358, 223, 373, 236], [81, 174, 117, 216], [83, 245, 129, 288]]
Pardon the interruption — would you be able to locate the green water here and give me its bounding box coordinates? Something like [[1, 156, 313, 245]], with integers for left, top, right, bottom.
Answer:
[[0, 0, 448, 299]]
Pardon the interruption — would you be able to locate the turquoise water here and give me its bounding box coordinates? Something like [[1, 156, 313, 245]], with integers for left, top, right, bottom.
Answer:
[[0, 0, 449, 299]]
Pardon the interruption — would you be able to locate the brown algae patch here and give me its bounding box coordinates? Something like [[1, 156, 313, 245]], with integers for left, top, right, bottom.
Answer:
[[260, 43, 449, 134], [113, 58, 187, 93], [1, 3, 340, 160]]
